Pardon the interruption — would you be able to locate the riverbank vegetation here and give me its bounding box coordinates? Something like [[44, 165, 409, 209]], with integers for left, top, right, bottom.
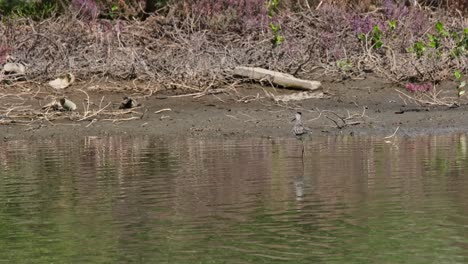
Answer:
[[0, 0, 467, 93]]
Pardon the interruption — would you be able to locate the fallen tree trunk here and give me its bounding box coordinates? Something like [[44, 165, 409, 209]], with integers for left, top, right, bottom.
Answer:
[[234, 66, 321, 91]]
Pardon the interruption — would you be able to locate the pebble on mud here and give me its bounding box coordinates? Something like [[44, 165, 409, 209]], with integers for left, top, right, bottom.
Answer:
[[49, 73, 75, 90]]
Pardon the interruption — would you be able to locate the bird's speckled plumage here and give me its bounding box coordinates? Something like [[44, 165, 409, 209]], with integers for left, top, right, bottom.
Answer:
[[292, 112, 306, 137]]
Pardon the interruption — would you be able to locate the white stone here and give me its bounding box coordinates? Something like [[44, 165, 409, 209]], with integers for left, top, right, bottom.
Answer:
[[3, 63, 26, 74], [48, 73, 75, 90], [60, 98, 77, 111]]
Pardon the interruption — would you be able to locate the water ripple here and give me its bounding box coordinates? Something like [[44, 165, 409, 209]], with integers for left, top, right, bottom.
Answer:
[[1, 135, 468, 263]]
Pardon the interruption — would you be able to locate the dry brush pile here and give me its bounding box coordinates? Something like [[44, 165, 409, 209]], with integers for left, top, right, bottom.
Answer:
[[0, 1, 466, 88]]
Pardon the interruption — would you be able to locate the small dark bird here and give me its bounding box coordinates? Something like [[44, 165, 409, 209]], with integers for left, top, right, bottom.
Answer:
[[119, 96, 140, 109]]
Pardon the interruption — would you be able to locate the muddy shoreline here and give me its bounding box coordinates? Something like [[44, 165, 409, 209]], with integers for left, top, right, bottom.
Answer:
[[2, 3, 467, 142], [1, 76, 467, 140]]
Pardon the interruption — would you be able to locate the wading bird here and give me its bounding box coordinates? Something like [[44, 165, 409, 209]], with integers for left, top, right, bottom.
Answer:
[[292, 112, 308, 158], [292, 112, 306, 137]]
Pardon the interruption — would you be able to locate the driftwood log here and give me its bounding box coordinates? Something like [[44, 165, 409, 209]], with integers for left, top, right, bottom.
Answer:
[[234, 66, 321, 91]]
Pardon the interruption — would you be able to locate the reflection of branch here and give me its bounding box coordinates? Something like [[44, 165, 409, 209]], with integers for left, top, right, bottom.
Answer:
[[384, 126, 399, 139]]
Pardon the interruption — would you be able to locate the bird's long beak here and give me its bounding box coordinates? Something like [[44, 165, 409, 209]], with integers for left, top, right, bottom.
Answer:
[[291, 118, 296, 122]]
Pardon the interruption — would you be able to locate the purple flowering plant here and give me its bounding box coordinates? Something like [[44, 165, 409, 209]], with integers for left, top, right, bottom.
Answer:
[[72, 0, 100, 20], [405, 82, 432, 93]]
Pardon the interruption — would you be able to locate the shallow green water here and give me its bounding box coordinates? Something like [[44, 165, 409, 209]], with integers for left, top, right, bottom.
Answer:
[[1, 135, 468, 263]]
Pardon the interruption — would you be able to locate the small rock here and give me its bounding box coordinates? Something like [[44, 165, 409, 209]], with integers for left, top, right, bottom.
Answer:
[[3, 63, 26, 74], [60, 98, 77, 111], [48, 73, 75, 90]]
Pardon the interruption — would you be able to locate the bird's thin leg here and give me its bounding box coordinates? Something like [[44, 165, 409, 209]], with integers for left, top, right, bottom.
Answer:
[[301, 139, 305, 163]]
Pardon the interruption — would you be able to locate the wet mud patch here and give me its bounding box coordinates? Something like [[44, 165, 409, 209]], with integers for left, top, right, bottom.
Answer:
[[1, 76, 467, 140]]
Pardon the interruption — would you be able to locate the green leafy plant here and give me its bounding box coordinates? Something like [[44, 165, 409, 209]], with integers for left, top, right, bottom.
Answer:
[[269, 22, 284, 47], [357, 25, 383, 49], [336, 59, 352, 72], [450, 27, 468, 57], [407, 21, 465, 59], [455, 70, 466, 97], [426, 22, 449, 53], [408, 40, 426, 58], [388, 20, 397, 31], [6, 0, 56, 20], [267, 0, 283, 48], [435, 21, 449, 37], [427, 34, 440, 49], [109, 3, 119, 19], [371, 25, 383, 49], [267, 0, 280, 18], [357, 33, 365, 41]]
